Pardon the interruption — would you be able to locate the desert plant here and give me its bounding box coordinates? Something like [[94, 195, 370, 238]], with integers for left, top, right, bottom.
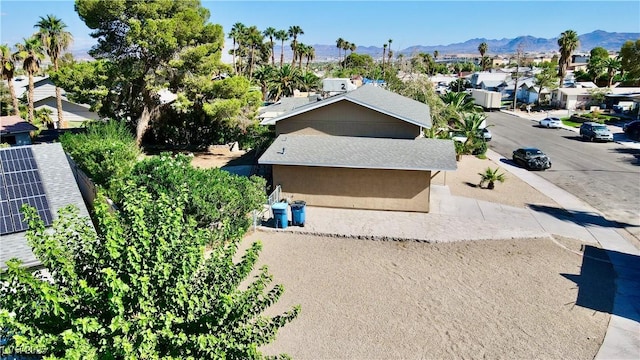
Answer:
[[478, 167, 506, 189]]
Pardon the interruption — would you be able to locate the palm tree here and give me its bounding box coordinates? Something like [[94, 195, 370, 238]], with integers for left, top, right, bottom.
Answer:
[[288, 25, 304, 67], [557, 29, 579, 88], [14, 36, 45, 124], [300, 71, 320, 92], [246, 26, 263, 79], [268, 64, 302, 102], [305, 46, 315, 70], [450, 112, 487, 154], [253, 65, 274, 101], [341, 41, 351, 64], [478, 167, 506, 189], [433, 50, 439, 60], [387, 39, 393, 67], [603, 57, 622, 87], [263, 27, 277, 66], [349, 43, 356, 55], [35, 14, 73, 129], [441, 91, 479, 113], [0, 44, 20, 115], [478, 42, 488, 71], [336, 37, 345, 63], [275, 30, 288, 68], [382, 43, 387, 69], [229, 22, 246, 74]]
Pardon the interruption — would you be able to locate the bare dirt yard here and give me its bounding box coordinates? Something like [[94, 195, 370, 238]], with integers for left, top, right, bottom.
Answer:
[[236, 154, 611, 359], [188, 145, 253, 169]]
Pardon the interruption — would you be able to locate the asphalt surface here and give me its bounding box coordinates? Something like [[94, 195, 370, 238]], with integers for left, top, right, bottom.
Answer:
[[485, 111, 640, 239]]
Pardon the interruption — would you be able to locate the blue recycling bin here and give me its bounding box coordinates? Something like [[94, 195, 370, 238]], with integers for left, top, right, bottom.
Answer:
[[290, 200, 306, 227], [271, 202, 288, 229]]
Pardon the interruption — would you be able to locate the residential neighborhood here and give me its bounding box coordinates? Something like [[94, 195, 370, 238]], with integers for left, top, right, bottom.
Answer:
[[1, 0, 639, 359]]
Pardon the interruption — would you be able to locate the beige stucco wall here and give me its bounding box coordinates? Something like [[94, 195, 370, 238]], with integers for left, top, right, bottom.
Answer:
[[275, 100, 421, 139], [273, 165, 431, 212]]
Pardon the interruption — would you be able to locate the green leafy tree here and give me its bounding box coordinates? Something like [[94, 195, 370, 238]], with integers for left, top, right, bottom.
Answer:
[[478, 167, 506, 189], [48, 59, 111, 114], [586, 47, 609, 84], [619, 39, 640, 85], [0, 183, 299, 358], [13, 36, 45, 123], [0, 44, 20, 115], [75, 0, 226, 144], [534, 66, 557, 106], [557, 29, 580, 88], [35, 14, 73, 129]]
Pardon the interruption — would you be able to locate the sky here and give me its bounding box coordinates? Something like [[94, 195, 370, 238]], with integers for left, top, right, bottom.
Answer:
[[1, 0, 639, 61]]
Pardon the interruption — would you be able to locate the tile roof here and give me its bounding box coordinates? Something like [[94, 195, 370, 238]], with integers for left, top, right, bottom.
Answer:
[[258, 134, 457, 171], [0, 143, 92, 270], [260, 84, 432, 129]]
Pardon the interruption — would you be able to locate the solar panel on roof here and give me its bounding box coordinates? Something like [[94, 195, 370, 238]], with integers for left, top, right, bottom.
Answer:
[[0, 147, 53, 235]]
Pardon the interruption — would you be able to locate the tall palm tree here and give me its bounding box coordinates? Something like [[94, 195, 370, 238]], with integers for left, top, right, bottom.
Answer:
[[268, 64, 302, 101], [341, 41, 351, 62], [288, 25, 304, 67], [14, 36, 45, 124], [0, 44, 20, 115], [263, 27, 277, 66], [275, 30, 288, 68], [336, 37, 345, 63], [349, 43, 356, 55], [305, 46, 315, 70], [382, 43, 388, 69], [229, 22, 246, 74], [604, 57, 622, 87], [433, 50, 439, 60], [387, 39, 393, 67], [246, 26, 263, 79], [35, 14, 73, 129], [557, 29, 579, 88], [478, 42, 488, 71]]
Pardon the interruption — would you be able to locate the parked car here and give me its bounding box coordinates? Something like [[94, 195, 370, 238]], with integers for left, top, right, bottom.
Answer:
[[579, 122, 613, 142], [623, 120, 640, 140], [539, 117, 562, 128], [512, 147, 552, 170], [481, 128, 492, 141]]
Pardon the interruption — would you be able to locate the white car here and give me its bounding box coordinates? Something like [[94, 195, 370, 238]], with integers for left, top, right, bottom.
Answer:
[[539, 117, 562, 128]]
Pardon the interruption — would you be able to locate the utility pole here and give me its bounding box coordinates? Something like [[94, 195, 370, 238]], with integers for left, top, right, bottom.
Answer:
[[513, 43, 524, 111]]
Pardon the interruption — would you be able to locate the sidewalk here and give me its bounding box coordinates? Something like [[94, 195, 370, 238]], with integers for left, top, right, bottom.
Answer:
[[501, 109, 640, 150]]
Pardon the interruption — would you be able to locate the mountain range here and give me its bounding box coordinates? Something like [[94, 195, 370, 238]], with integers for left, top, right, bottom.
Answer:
[[292, 30, 639, 60]]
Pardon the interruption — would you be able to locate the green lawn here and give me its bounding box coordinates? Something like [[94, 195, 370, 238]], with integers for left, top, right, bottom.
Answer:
[[561, 117, 581, 128]]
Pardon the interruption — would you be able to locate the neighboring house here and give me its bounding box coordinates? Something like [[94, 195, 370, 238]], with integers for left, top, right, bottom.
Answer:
[[0, 143, 91, 270], [469, 72, 509, 89], [258, 84, 457, 213], [0, 115, 38, 146], [8, 76, 99, 124], [552, 87, 640, 110]]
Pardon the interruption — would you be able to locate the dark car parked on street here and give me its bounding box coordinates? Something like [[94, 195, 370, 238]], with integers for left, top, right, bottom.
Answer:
[[512, 147, 552, 170], [579, 122, 613, 142], [623, 120, 640, 140]]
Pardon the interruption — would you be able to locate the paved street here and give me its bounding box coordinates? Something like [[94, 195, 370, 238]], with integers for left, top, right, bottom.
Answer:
[[485, 111, 640, 239]]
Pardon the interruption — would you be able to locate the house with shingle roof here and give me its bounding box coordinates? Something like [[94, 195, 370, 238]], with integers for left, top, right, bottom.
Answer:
[[258, 84, 456, 213], [0, 143, 91, 270]]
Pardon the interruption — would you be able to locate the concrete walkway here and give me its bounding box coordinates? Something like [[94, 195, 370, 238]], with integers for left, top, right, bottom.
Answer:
[[257, 146, 640, 359]]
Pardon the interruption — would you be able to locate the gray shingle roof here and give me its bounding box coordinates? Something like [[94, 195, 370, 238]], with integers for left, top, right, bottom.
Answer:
[[0, 143, 91, 270], [258, 134, 457, 171], [260, 84, 432, 128]]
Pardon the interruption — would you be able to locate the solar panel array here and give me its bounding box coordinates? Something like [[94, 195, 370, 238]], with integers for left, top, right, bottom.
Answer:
[[0, 147, 53, 235]]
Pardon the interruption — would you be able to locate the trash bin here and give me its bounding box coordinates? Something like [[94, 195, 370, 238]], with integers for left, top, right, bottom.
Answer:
[[290, 200, 306, 227], [271, 202, 288, 229]]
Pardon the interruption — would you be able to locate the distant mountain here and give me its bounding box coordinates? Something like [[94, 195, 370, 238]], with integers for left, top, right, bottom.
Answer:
[[298, 30, 639, 60]]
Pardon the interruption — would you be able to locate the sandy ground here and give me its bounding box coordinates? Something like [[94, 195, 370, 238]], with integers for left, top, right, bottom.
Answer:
[[246, 233, 611, 360], [233, 155, 611, 359]]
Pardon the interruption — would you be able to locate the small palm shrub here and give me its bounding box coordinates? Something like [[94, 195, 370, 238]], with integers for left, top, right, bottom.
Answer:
[[478, 167, 506, 189]]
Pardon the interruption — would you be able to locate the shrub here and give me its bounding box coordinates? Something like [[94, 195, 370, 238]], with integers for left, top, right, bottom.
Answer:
[[60, 120, 140, 197], [124, 153, 267, 243]]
